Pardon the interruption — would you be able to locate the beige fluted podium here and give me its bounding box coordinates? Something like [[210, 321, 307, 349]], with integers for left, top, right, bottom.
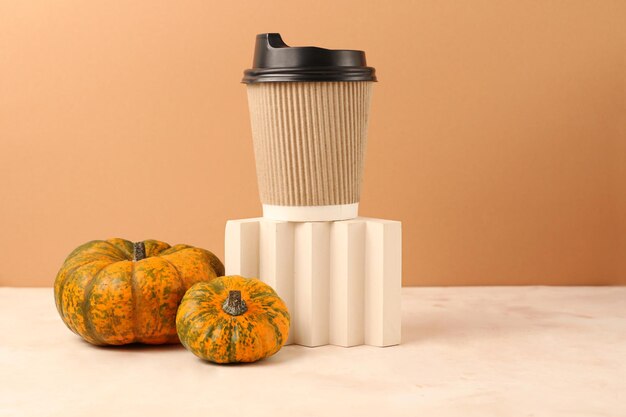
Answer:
[[225, 217, 402, 347]]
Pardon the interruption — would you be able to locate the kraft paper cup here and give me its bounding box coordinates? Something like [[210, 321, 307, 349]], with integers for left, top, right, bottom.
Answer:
[[243, 34, 376, 222]]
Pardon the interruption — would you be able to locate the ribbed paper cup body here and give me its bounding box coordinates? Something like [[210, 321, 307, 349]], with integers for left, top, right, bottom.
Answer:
[[247, 81, 373, 221]]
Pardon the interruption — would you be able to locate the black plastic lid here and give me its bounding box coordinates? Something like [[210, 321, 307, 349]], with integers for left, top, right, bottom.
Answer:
[[242, 33, 377, 84]]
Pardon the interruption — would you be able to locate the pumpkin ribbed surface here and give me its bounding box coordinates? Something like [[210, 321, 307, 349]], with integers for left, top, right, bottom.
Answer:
[[176, 275, 290, 363], [53, 238, 224, 345]]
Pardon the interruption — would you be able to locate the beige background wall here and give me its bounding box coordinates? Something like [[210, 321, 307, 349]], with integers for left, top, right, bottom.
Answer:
[[1, 1, 624, 287]]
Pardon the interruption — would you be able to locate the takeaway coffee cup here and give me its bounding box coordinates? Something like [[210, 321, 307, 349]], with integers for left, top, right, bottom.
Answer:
[[242, 33, 376, 221]]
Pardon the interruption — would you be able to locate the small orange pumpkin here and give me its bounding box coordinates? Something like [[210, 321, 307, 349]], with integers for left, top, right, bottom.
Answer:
[[54, 238, 223, 345], [176, 275, 290, 363]]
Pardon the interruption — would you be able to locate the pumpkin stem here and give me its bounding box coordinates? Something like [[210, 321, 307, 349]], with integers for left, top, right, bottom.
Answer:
[[133, 242, 146, 261], [222, 290, 248, 316]]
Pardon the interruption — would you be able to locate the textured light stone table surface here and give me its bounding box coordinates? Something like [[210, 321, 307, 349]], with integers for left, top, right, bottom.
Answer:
[[1, 286, 625, 417]]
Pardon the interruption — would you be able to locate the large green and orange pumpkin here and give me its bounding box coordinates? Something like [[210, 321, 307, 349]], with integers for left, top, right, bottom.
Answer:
[[176, 275, 290, 363], [54, 238, 224, 345]]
